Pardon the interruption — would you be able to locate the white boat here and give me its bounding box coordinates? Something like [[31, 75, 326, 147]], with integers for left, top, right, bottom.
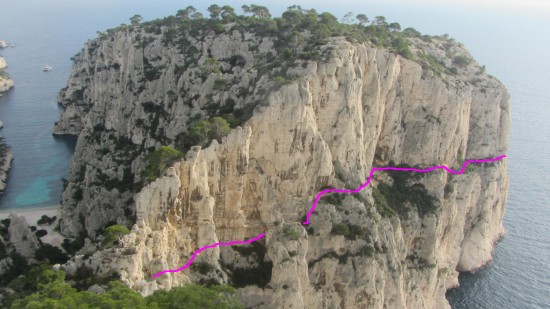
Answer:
[[43, 57, 52, 71]]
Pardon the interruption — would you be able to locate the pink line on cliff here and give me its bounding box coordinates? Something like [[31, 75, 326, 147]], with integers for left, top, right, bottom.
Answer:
[[303, 155, 507, 224], [152, 233, 266, 278], [152, 155, 506, 278]]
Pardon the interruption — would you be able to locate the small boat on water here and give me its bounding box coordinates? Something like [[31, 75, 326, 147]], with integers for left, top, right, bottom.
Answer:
[[43, 57, 52, 71]]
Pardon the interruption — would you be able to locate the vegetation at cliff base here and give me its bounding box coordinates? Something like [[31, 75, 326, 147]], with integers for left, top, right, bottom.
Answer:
[[3, 264, 243, 308]]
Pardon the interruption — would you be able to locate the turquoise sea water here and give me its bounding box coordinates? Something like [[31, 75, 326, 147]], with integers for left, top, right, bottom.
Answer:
[[0, 1, 548, 307]]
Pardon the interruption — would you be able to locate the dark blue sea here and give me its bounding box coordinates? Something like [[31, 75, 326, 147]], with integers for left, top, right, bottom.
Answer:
[[0, 1, 548, 307]]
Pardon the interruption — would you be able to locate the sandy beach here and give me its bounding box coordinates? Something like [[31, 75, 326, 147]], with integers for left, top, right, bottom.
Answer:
[[0, 206, 64, 247]]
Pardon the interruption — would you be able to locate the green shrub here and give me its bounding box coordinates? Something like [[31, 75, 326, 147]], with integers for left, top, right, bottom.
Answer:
[[373, 187, 395, 217], [61, 233, 86, 255], [213, 78, 229, 91], [357, 244, 375, 258], [284, 226, 300, 240], [143, 58, 164, 81], [1, 252, 28, 286], [221, 113, 239, 128], [141, 146, 183, 183], [347, 224, 370, 241], [147, 284, 243, 308], [223, 241, 272, 289], [374, 167, 439, 218], [192, 262, 213, 275], [444, 183, 455, 196], [417, 51, 451, 76], [452, 55, 471, 67], [201, 57, 222, 78], [35, 244, 69, 264], [0, 218, 11, 240], [35, 229, 48, 238], [0, 240, 7, 259], [102, 224, 130, 248], [438, 267, 449, 277], [11, 274, 147, 308], [178, 117, 232, 151], [273, 75, 291, 88], [332, 223, 350, 236], [37, 215, 57, 225], [391, 36, 413, 59], [319, 191, 345, 206]]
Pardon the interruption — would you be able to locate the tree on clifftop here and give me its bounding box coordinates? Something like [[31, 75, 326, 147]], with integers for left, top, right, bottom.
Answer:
[[129, 14, 143, 26], [221, 5, 237, 21], [242, 4, 270, 18], [176, 6, 196, 20], [141, 146, 183, 182], [356, 14, 369, 25], [388, 22, 401, 32], [208, 4, 222, 19], [188, 117, 231, 147]]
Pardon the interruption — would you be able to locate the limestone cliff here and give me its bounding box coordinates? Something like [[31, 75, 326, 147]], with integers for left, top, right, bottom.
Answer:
[[54, 13, 509, 309]]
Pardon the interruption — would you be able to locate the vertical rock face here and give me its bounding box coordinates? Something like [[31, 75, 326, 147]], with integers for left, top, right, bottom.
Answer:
[[53, 26, 277, 238], [55, 23, 509, 308]]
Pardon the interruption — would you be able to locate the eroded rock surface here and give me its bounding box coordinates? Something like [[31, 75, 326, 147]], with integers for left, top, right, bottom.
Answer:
[[55, 23, 509, 309]]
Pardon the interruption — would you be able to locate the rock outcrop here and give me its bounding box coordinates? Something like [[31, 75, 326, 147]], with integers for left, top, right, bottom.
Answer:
[[55, 16, 509, 309], [7, 214, 40, 259], [0, 56, 14, 94]]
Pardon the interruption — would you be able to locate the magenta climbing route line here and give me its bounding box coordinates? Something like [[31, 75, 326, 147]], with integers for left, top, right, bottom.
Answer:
[[152, 233, 267, 278], [302, 155, 507, 224], [152, 155, 506, 278]]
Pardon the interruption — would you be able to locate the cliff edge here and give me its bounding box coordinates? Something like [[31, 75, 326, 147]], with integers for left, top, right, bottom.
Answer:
[[54, 9, 509, 308]]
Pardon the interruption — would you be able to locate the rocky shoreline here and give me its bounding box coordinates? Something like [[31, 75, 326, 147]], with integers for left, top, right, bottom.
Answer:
[[0, 147, 13, 195], [0, 54, 14, 94], [0, 50, 14, 195]]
